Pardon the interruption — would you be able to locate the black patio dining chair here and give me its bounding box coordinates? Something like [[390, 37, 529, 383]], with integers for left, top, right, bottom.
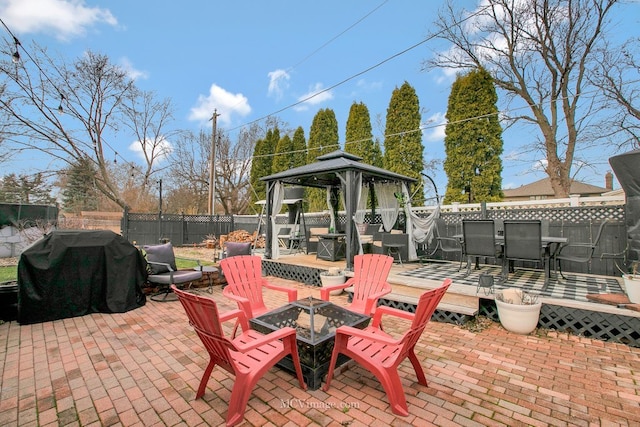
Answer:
[[502, 220, 549, 285], [554, 219, 611, 279], [462, 219, 502, 276]]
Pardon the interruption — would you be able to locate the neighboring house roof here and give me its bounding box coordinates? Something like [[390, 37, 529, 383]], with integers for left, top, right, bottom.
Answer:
[[602, 188, 625, 197], [503, 177, 609, 198]]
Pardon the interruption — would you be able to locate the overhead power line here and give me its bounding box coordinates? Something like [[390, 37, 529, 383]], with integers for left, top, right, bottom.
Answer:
[[226, 1, 389, 117], [0, 17, 143, 172]]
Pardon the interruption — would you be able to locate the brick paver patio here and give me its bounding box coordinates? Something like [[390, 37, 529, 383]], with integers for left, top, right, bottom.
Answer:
[[2, 278, 640, 426]]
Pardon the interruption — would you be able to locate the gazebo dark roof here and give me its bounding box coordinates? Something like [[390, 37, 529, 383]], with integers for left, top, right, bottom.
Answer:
[[260, 150, 416, 188]]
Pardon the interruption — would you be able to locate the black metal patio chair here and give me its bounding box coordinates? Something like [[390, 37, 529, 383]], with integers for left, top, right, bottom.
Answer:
[[462, 219, 502, 276], [425, 218, 463, 270], [554, 219, 611, 279], [502, 220, 549, 285]]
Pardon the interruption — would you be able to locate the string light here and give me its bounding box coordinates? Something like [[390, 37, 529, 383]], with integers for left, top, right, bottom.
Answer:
[[1, 17, 143, 182], [57, 93, 65, 114], [11, 36, 20, 63]]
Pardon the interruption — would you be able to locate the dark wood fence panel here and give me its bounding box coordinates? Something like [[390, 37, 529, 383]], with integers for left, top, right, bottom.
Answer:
[[121, 203, 627, 276], [122, 212, 233, 247]]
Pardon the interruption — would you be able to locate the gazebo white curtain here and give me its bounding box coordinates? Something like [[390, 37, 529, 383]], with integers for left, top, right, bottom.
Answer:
[[270, 181, 285, 259], [401, 182, 418, 261], [325, 186, 335, 232], [354, 176, 368, 254], [375, 182, 401, 232], [338, 173, 368, 255]]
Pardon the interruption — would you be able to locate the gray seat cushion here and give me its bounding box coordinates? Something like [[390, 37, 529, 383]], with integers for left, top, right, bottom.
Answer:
[[143, 242, 177, 274], [147, 269, 202, 285], [225, 242, 252, 258]]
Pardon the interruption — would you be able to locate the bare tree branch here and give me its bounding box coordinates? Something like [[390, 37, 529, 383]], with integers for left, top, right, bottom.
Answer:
[[425, 0, 620, 197], [0, 41, 177, 209], [590, 37, 640, 149]]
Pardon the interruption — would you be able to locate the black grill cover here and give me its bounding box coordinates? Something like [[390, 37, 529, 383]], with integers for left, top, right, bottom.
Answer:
[[17, 230, 146, 324], [610, 150, 640, 262]]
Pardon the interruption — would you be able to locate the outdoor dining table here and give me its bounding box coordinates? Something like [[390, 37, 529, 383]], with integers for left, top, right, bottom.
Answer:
[[249, 297, 370, 390], [453, 234, 568, 284]]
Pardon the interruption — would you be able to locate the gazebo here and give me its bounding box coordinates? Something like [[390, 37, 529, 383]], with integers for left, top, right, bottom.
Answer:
[[260, 150, 418, 270]]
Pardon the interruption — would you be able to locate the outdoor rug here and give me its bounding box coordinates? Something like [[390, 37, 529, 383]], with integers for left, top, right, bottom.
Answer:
[[399, 262, 624, 302]]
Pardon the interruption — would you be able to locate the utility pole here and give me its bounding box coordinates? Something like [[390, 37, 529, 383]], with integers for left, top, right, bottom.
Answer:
[[157, 178, 163, 242], [208, 109, 220, 215]]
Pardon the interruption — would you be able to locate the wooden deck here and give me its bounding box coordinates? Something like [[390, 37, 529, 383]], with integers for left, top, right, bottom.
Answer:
[[265, 250, 640, 320]]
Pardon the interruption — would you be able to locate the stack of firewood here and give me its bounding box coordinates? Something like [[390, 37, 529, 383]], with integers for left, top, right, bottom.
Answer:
[[218, 230, 265, 248]]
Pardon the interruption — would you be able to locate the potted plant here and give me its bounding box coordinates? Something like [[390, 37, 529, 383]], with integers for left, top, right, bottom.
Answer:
[[495, 288, 542, 334], [620, 261, 640, 303], [320, 267, 346, 295]]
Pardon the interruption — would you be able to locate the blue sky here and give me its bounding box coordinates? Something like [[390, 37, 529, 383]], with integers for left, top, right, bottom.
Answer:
[[1, 0, 639, 195]]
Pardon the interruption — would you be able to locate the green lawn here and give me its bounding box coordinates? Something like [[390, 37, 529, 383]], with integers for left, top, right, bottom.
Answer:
[[0, 259, 210, 283], [0, 265, 17, 283]]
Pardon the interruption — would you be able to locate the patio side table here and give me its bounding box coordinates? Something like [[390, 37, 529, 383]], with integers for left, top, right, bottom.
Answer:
[[316, 233, 346, 261]]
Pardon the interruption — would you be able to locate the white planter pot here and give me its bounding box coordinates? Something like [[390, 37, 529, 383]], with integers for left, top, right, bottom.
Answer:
[[623, 275, 640, 304], [320, 274, 346, 295], [495, 299, 542, 335]]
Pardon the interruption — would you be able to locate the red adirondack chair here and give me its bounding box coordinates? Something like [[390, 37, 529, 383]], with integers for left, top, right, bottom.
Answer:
[[220, 255, 298, 319], [171, 285, 307, 427], [320, 253, 393, 316], [323, 278, 452, 416]]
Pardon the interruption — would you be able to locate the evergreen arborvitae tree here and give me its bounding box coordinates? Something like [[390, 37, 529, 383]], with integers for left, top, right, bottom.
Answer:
[[272, 134, 293, 174], [249, 127, 278, 204], [345, 102, 376, 164], [62, 159, 99, 212], [383, 81, 425, 206], [307, 109, 339, 212], [0, 174, 21, 203], [370, 138, 384, 168], [290, 126, 307, 169], [0, 173, 54, 204], [249, 136, 268, 204], [443, 68, 503, 204]]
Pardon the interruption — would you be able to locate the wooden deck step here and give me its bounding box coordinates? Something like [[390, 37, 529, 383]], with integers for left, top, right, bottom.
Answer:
[[345, 270, 480, 316], [385, 281, 479, 316], [383, 266, 480, 316], [270, 254, 480, 316]]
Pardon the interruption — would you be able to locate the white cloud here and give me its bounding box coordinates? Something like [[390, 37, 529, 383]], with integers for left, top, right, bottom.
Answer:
[[293, 83, 333, 111], [355, 78, 383, 92], [118, 57, 148, 81], [346, 79, 383, 100], [128, 138, 172, 163], [267, 69, 290, 100], [432, 45, 471, 84], [532, 158, 547, 171], [189, 84, 251, 127], [1, 0, 118, 41], [424, 112, 446, 142]]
